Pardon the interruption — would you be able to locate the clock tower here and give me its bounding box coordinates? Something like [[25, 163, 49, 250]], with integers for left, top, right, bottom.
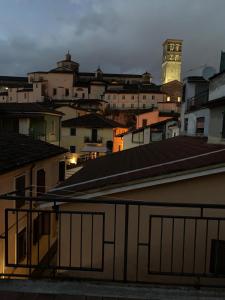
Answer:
[[161, 39, 183, 84]]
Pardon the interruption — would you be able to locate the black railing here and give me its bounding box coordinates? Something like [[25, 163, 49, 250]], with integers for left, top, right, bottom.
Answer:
[[84, 136, 103, 143], [1, 195, 225, 286]]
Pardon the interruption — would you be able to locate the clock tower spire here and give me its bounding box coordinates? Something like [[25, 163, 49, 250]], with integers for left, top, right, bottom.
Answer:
[[161, 39, 183, 84]]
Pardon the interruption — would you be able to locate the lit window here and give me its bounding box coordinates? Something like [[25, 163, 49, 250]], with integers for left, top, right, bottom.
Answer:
[[167, 96, 171, 102], [178, 96, 181, 102], [152, 95, 155, 100]]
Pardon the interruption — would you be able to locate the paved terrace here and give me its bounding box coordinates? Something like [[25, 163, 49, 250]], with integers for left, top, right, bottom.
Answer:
[[1, 280, 225, 299]]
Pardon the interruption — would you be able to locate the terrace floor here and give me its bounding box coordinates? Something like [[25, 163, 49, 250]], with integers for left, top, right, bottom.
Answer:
[[1, 279, 225, 299]]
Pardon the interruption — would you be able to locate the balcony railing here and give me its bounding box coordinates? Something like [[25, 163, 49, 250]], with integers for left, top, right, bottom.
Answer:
[[84, 136, 103, 143], [186, 91, 209, 113], [1, 194, 225, 287]]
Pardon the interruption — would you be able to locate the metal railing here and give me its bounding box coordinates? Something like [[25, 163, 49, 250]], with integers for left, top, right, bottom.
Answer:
[[1, 195, 225, 286]]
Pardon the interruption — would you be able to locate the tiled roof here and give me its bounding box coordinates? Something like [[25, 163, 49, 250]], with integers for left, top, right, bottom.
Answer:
[[53, 136, 225, 195], [0, 133, 67, 174], [0, 103, 63, 116], [62, 113, 124, 128]]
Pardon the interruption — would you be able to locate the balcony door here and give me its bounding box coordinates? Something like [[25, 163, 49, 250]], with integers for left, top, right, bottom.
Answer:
[[92, 128, 98, 142]]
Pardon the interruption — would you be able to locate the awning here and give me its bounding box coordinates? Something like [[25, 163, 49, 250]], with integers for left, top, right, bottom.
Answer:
[[81, 145, 108, 153]]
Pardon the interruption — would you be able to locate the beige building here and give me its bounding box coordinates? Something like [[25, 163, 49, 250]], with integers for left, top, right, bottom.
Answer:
[[45, 136, 225, 285], [0, 133, 67, 277], [61, 113, 126, 164]]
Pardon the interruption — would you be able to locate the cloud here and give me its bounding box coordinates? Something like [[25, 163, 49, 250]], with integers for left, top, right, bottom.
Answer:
[[0, 0, 225, 83]]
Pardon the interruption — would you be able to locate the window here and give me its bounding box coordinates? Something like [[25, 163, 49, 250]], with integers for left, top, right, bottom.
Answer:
[[113, 104, 116, 108], [131, 95, 135, 100], [70, 145, 76, 153], [74, 92, 78, 97], [33, 213, 50, 245], [222, 113, 225, 139], [15, 175, 26, 208], [143, 104, 146, 108], [108, 95, 111, 100], [82, 93, 85, 98], [184, 118, 188, 132], [17, 228, 26, 262], [50, 120, 56, 134], [59, 161, 65, 182], [53, 88, 57, 96], [142, 119, 148, 127], [196, 117, 205, 135], [122, 96, 125, 100], [152, 95, 155, 100], [122, 104, 125, 109], [65, 89, 69, 96], [70, 128, 76, 136], [24, 93, 26, 99], [143, 95, 146, 100], [36, 169, 45, 197], [113, 95, 116, 100], [167, 96, 171, 102], [178, 96, 181, 102], [210, 239, 225, 274], [132, 131, 144, 143], [36, 84, 38, 88]]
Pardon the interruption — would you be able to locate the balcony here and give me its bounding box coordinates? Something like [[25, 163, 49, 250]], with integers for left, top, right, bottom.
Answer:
[[1, 193, 225, 288], [186, 92, 209, 113], [84, 136, 103, 144]]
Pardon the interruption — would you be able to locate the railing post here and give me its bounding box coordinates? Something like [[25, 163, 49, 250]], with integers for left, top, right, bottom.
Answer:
[[123, 204, 129, 282]]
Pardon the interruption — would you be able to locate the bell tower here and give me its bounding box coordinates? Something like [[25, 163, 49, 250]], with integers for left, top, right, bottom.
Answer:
[[161, 39, 183, 84]]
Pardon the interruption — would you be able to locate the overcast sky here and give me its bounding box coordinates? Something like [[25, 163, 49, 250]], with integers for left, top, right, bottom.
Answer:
[[0, 0, 225, 82]]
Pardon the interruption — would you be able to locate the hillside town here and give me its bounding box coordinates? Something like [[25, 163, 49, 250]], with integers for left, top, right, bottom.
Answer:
[[1, 10, 225, 298]]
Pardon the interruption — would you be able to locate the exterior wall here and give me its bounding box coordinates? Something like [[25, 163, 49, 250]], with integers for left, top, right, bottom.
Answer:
[[0, 154, 65, 276], [181, 108, 210, 136], [162, 61, 181, 84], [61, 126, 114, 163], [123, 127, 151, 150], [105, 92, 165, 110], [136, 110, 171, 128], [209, 73, 225, 101], [58, 172, 225, 284], [161, 80, 183, 102], [89, 84, 106, 99], [55, 106, 88, 121], [73, 87, 89, 99], [208, 105, 225, 144], [113, 127, 129, 152], [19, 118, 30, 135]]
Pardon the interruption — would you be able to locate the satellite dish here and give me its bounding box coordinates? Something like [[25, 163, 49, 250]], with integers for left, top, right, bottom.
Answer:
[[202, 66, 217, 80]]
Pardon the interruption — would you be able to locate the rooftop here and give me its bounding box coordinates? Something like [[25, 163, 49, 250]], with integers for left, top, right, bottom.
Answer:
[[62, 113, 125, 128], [51, 136, 225, 196], [0, 103, 64, 117], [0, 133, 67, 174]]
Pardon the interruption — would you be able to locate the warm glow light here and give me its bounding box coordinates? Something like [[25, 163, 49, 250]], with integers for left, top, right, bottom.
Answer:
[[69, 155, 77, 164], [178, 96, 181, 102], [167, 96, 171, 102]]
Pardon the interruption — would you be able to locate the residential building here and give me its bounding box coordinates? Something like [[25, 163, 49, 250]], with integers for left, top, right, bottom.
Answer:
[[180, 76, 210, 136], [161, 39, 183, 84], [0, 133, 67, 276], [105, 84, 166, 110], [122, 117, 179, 150], [207, 69, 225, 144], [0, 103, 63, 146], [45, 136, 225, 285], [160, 80, 183, 102], [61, 113, 126, 164]]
